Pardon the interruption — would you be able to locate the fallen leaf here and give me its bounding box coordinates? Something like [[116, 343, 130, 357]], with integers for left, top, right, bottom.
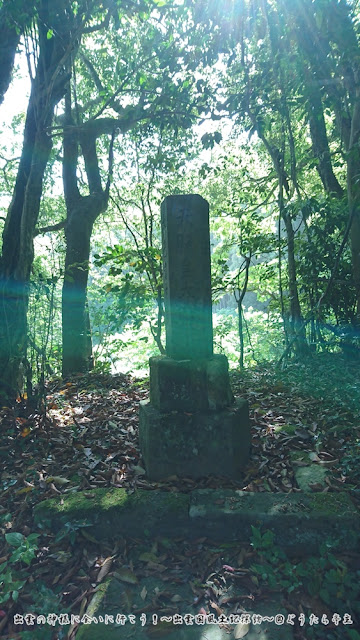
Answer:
[[210, 601, 223, 616], [81, 530, 99, 543], [234, 622, 250, 638], [97, 556, 114, 582], [46, 476, 70, 486], [16, 486, 33, 495], [132, 465, 146, 476], [139, 552, 159, 563], [49, 482, 61, 494], [113, 568, 138, 584], [170, 594, 183, 602], [49, 550, 72, 563]]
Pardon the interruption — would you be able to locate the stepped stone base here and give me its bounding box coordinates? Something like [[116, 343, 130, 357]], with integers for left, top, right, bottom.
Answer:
[[139, 397, 250, 480]]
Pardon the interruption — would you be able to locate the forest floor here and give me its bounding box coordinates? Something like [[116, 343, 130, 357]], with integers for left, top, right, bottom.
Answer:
[[0, 353, 360, 640]]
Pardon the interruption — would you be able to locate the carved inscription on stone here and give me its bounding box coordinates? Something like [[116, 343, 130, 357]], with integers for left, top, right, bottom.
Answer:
[[161, 194, 213, 360]]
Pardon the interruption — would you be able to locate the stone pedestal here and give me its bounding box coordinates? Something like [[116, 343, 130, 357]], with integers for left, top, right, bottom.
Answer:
[[139, 397, 250, 480], [140, 352, 250, 480]]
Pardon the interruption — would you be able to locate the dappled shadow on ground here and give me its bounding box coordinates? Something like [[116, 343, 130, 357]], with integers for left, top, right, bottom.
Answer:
[[0, 353, 359, 638]]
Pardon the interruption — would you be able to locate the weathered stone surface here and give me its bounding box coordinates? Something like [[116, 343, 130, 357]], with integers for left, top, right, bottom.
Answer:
[[161, 194, 213, 360], [149, 354, 233, 412], [189, 489, 360, 554], [34, 487, 360, 554], [139, 398, 250, 480], [34, 488, 190, 539]]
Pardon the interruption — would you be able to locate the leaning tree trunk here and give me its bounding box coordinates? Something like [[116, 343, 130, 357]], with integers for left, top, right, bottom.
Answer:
[[0, 0, 74, 401]]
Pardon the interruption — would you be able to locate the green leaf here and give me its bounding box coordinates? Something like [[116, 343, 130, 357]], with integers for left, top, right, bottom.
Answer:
[[27, 533, 40, 544], [5, 532, 24, 548], [319, 588, 331, 604], [46, 29, 53, 39], [0, 593, 10, 604]]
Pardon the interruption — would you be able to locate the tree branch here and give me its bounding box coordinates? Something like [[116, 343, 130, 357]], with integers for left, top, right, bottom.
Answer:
[[34, 219, 66, 236]]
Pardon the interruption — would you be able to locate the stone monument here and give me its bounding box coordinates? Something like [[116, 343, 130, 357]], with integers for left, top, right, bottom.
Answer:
[[139, 194, 250, 480]]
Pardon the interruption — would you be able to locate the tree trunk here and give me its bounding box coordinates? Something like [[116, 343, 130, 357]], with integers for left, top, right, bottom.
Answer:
[[62, 204, 95, 376], [0, 0, 73, 401], [347, 83, 360, 325], [281, 208, 308, 354], [61, 88, 112, 376], [290, 0, 359, 325], [150, 284, 165, 354], [306, 76, 344, 198], [237, 299, 244, 369], [0, 3, 36, 104], [234, 257, 250, 370]]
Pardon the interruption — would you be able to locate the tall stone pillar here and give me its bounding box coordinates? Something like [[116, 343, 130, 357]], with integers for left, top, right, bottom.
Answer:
[[162, 195, 213, 360], [139, 195, 250, 480]]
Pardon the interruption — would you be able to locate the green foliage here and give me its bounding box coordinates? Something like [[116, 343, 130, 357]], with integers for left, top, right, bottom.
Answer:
[[54, 520, 92, 545], [250, 526, 301, 592], [0, 532, 39, 603], [3, 0, 360, 386], [250, 527, 360, 616], [295, 197, 355, 328], [213, 309, 284, 367], [5, 531, 39, 564], [28, 257, 62, 385]]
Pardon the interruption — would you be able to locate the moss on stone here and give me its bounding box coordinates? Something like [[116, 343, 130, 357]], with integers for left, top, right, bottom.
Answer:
[[34, 488, 129, 520], [309, 491, 354, 515], [34, 488, 190, 538]]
